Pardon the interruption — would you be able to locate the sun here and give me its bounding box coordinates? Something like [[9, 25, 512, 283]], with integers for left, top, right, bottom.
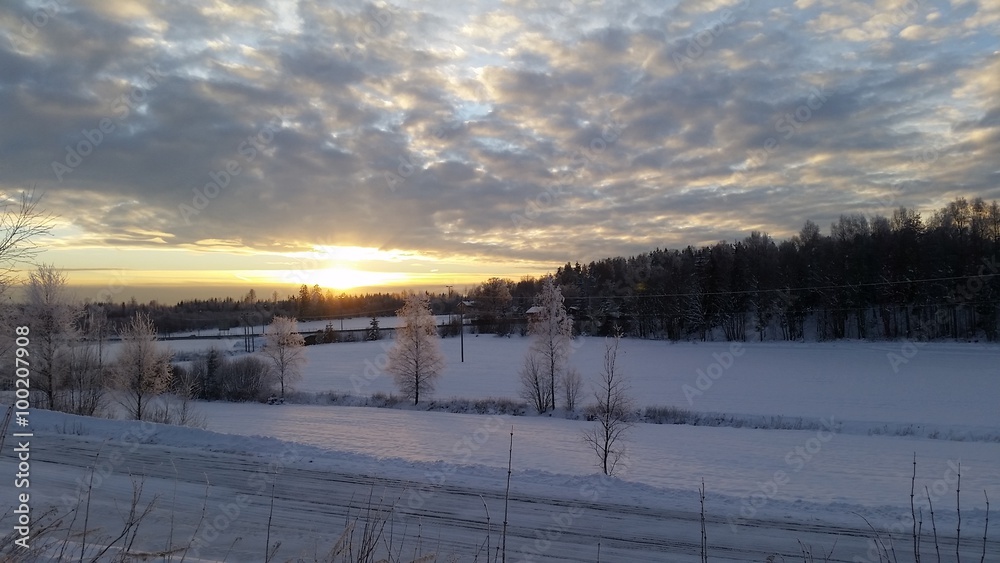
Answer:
[[270, 244, 431, 291], [314, 267, 407, 291]]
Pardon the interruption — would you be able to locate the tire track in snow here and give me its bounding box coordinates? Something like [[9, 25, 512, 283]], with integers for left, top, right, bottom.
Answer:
[[10, 433, 999, 562]]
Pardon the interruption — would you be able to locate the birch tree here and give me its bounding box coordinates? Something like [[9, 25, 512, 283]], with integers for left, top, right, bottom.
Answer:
[[518, 353, 551, 414], [260, 316, 306, 400], [24, 264, 79, 411], [388, 292, 445, 404], [528, 276, 573, 410], [584, 330, 634, 476], [115, 312, 172, 421]]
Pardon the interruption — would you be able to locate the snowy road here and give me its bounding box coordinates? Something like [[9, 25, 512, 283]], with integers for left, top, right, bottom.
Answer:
[[7, 430, 999, 562], [0, 436, 860, 561]]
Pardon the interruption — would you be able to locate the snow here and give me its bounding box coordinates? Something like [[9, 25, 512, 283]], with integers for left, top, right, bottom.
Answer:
[[6, 337, 998, 561], [5, 405, 998, 561], [152, 328, 1000, 434], [283, 337, 1000, 435], [194, 402, 999, 513]]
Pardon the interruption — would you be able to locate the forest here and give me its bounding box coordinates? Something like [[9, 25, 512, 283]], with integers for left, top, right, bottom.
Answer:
[[547, 196, 1000, 341], [80, 196, 1000, 342]]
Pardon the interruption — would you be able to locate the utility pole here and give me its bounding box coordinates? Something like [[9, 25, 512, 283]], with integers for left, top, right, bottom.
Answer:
[[446, 285, 464, 362]]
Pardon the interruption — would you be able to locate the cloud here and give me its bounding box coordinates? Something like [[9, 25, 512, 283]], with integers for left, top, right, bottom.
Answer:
[[0, 0, 997, 273]]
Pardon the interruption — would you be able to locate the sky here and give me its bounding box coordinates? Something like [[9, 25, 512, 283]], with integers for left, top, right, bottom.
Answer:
[[1, 0, 998, 303]]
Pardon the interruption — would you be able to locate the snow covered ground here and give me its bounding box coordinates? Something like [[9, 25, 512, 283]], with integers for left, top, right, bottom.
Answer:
[[3, 406, 998, 561], [288, 336, 1000, 440], [155, 333, 1000, 431], [6, 336, 997, 561]]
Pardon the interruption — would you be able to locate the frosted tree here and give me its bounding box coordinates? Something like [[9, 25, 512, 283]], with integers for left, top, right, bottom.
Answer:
[[527, 276, 573, 411], [584, 329, 634, 476], [61, 306, 111, 416], [260, 315, 306, 400], [115, 312, 173, 421], [24, 264, 79, 411], [388, 292, 445, 404]]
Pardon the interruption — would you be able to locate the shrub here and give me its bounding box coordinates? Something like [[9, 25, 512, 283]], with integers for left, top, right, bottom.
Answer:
[[217, 355, 274, 402]]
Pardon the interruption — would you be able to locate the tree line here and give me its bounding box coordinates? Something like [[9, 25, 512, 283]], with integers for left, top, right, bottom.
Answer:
[[467, 196, 1000, 342]]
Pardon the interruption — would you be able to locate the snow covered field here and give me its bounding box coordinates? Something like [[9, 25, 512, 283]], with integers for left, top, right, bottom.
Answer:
[[4, 335, 999, 561], [173, 334, 1000, 441], [153, 332, 1000, 427]]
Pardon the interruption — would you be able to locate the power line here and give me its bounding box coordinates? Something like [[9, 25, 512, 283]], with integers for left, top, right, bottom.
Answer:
[[558, 272, 1000, 301]]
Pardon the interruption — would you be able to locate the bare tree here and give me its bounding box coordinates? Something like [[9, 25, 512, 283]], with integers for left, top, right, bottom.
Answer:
[[58, 306, 111, 416], [60, 340, 105, 416], [260, 315, 305, 400], [0, 190, 54, 290], [584, 330, 634, 476], [518, 353, 551, 414], [561, 366, 582, 411], [387, 292, 445, 404], [168, 363, 206, 427], [0, 192, 54, 384], [114, 312, 173, 421], [528, 276, 573, 410], [24, 265, 80, 411]]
